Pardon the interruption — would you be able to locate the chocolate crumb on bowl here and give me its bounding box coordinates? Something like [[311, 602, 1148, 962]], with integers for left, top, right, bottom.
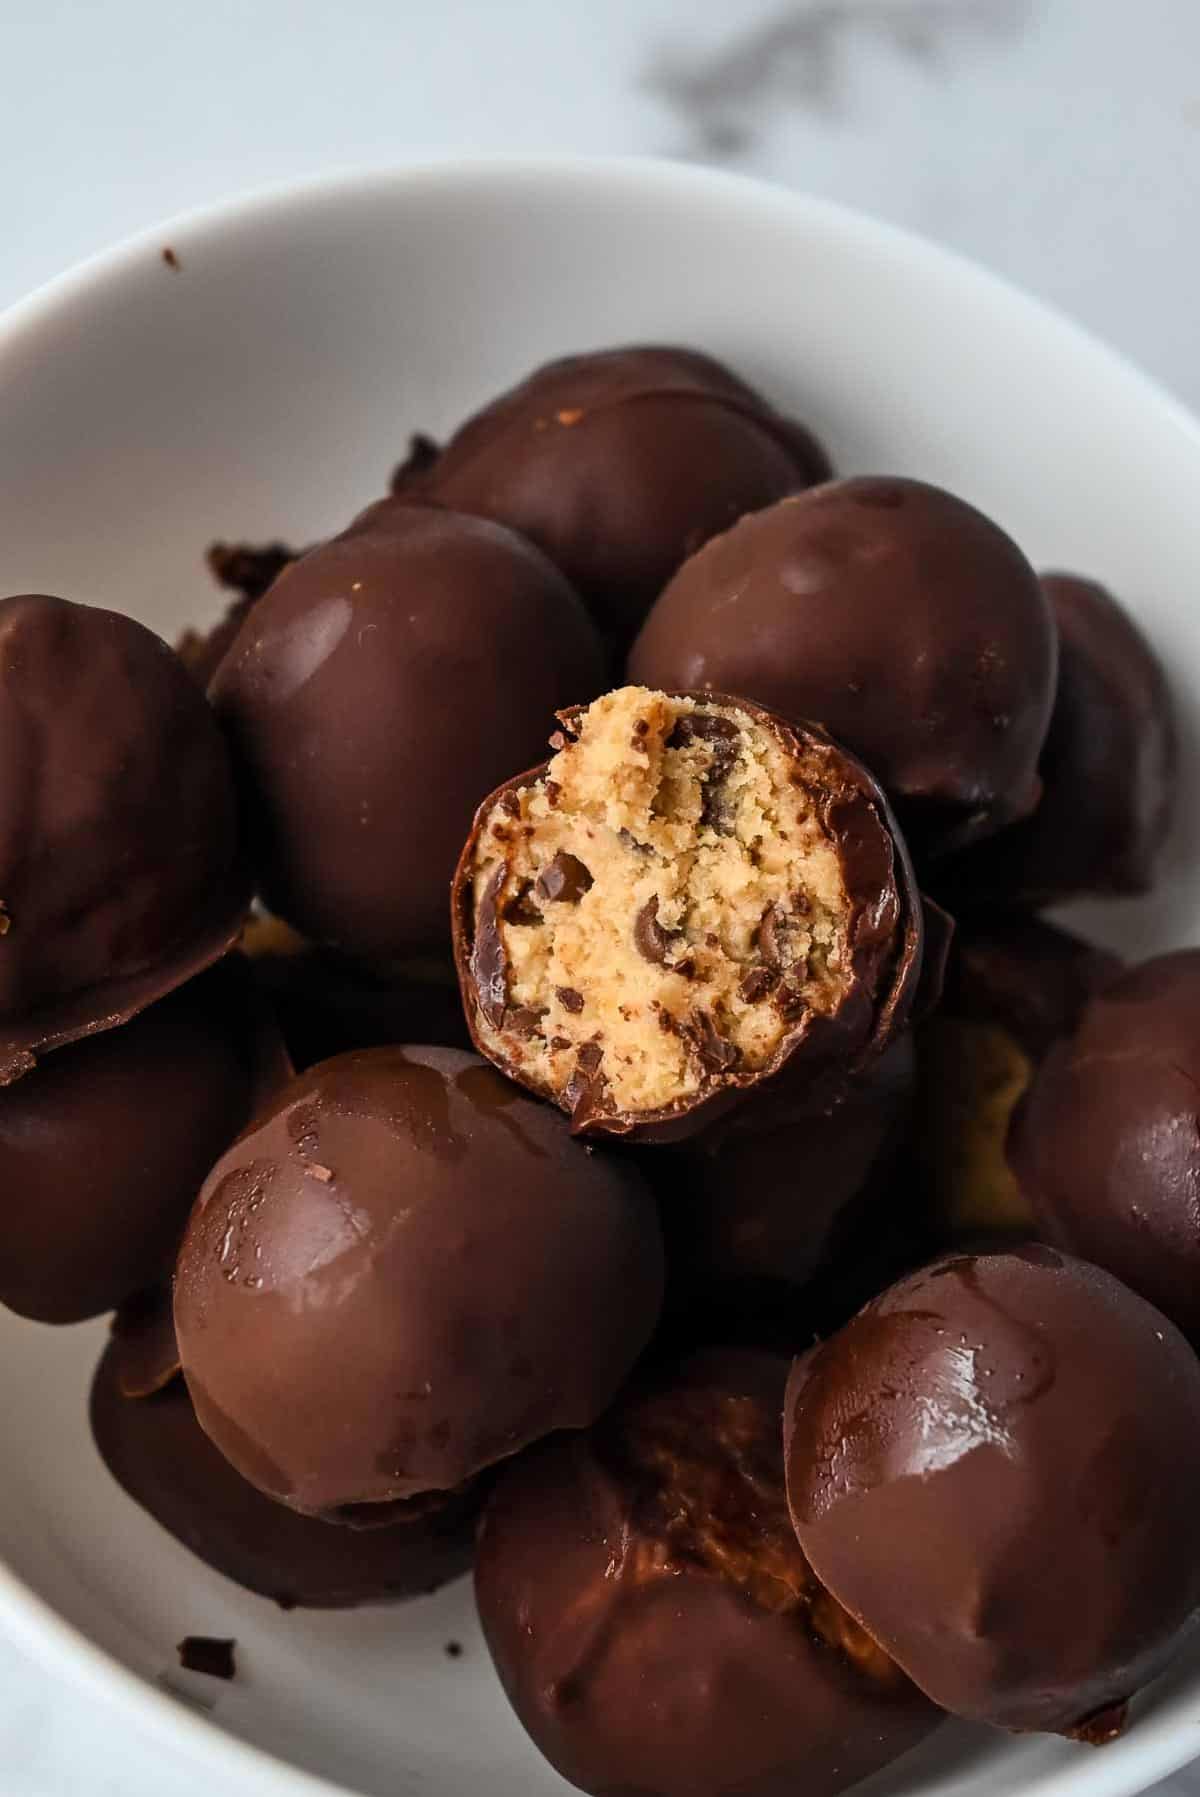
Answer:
[[453, 685, 923, 1142]]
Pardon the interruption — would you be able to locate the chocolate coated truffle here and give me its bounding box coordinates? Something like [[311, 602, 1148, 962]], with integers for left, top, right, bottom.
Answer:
[[476, 1347, 940, 1797], [660, 1036, 914, 1315], [1009, 950, 1200, 1338], [210, 507, 604, 959], [0, 964, 281, 1324], [0, 594, 246, 1079], [420, 345, 831, 646], [91, 1336, 475, 1608], [629, 479, 1055, 858], [174, 1046, 663, 1519], [785, 1248, 1200, 1734], [453, 686, 923, 1143], [915, 916, 1121, 1242], [937, 573, 1176, 906]]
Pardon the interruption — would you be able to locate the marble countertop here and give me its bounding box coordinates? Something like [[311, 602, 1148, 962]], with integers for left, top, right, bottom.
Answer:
[[2, 0, 1198, 1790]]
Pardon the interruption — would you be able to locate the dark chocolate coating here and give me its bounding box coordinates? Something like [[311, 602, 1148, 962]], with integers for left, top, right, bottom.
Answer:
[[628, 479, 1055, 857], [91, 1340, 475, 1609], [1009, 951, 1200, 1338], [0, 964, 279, 1324], [915, 916, 1121, 1244], [660, 1036, 914, 1314], [452, 693, 925, 1144], [0, 595, 247, 1080], [936, 573, 1176, 906], [785, 1248, 1200, 1732], [174, 1046, 663, 1518], [421, 346, 831, 646], [209, 507, 604, 959], [476, 1348, 940, 1797]]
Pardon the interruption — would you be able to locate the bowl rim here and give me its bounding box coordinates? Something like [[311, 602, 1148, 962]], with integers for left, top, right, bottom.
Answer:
[[3, 151, 1200, 1797]]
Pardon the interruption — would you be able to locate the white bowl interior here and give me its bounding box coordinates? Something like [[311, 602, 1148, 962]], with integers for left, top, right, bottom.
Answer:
[[1, 158, 1200, 1797]]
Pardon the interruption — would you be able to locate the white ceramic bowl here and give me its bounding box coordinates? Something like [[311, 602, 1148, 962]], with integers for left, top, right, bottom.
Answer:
[[1, 156, 1200, 1797]]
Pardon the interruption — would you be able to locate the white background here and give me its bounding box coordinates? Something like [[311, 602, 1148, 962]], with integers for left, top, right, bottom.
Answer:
[[2, 0, 1199, 1790]]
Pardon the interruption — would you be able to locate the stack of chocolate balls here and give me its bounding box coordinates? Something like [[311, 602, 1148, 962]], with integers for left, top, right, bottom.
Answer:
[[3, 341, 1198, 1797]]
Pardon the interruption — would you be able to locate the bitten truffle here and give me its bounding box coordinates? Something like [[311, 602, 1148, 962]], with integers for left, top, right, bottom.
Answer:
[[475, 1348, 940, 1797], [915, 916, 1121, 1242], [628, 479, 1056, 858], [0, 594, 246, 1079], [1009, 950, 1200, 1338], [91, 1332, 476, 1609], [453, 686, 922, 1142], [174, 1046, 663, 1519], [0, 964, 284, 1324], [785, 1248, 1200, 1734], [419, 345, 831, 647], [209, 505, 605, 959], [936, 573, 1176, 907]]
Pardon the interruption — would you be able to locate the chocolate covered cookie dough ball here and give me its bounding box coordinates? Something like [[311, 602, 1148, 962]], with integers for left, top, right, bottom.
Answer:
[[0, 594, 246, 1079], [1009, 951, 1200, 1338], [91, 1331, 476, 1609], [629, 480, 1055, 858], [476, 1348, 940, 1797], [420, 346, 831, 647], [660, 1036, 915, 1318], [915, 916, 1121, 1242], [174, 1046, 663, 1520], [0, 964, 281, 1324], [785, 1248, 1200, 1735], [937, 573, 1176, 907], [453, 686, 923, 1142], [210, 506, 604, 960]]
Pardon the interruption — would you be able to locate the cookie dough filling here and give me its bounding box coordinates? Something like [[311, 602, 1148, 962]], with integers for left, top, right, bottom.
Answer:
[[459, 686, 897, 1127]]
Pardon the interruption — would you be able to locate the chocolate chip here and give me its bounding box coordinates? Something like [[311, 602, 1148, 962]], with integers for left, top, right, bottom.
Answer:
[[503, 882, 544, 927], [755, 905, 786, 970], [739, 967, 779, 1004], [691, 1012, 740, 1074], [177, 1637, 236, 1680], [565, 1040, 607, 1130], [536, 852, 593, 904], [549, 1036, 571, 1051], [634, 896, 676, 965], [556, 987, 585, 1014], [544, 780, 562, 807], [505, 1006, 546, 1038], [668, 712, 740, 833], [499, 790, 521, 819]]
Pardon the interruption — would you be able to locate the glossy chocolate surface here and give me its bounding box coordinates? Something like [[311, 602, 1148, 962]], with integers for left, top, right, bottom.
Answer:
[[660, 1036, 915, 1314], [476, 1348, 939, 1797], [421, 345, 831, 646], [0, 964, 278, 1324], [210, 507, 604, 959], [628, 479, 1055, 858], [1010, 950, 1200, 1337], [785, 1248, 1200, 1732], [174, 1046, 663, 1517], [0, 594, 246, 1079], [91, 1337, 476, 1609], [937, 573, 1176, 906], [452, 692, 924, 1144]]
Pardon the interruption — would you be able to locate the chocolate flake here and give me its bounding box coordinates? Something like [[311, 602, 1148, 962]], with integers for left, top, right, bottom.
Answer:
[[634, 896, 680, 966], [471, 866, 509, 1028], [668, 712, 740, 833], [506, 1006, 546, 1038], [739, 966, 779, 1004], [499, 791, 521, 819], [556, 987, 585, 1014], [177, 1636, 236, 1680], [536, 853, 594, 904], [691, 1011, 740, 1074]]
